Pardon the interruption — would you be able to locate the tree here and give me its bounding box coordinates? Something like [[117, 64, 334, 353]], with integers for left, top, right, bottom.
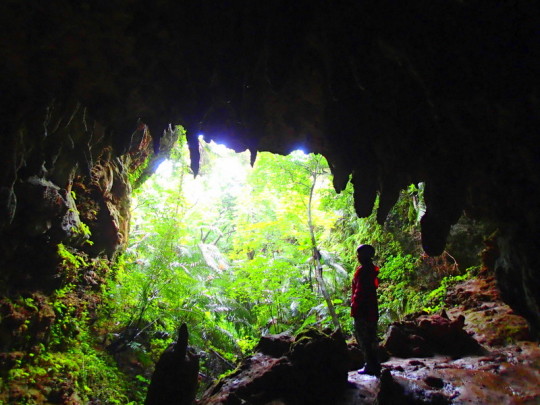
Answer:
[[234, 151, 343, 331]]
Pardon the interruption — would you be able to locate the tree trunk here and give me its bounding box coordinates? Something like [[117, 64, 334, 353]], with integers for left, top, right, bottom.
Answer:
[[308, 172, 342, 332]]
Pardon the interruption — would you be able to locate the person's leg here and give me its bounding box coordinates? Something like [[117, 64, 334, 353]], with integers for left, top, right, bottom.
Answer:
[[353, 316, 367, 365], [363, 321, 380, 374], [354, 316, 380, 375]]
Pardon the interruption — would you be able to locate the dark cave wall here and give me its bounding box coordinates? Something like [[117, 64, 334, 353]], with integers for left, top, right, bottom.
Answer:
[[0, 1, 539, 336]]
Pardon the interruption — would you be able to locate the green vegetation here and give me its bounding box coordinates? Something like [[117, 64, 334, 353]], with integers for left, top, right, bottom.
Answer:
[[103, 133, 484, 389], [1, 131, 486, 403], [0, 286, 144, 404]]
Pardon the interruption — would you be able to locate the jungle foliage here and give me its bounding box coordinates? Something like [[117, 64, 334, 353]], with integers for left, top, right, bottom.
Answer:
[[102, 132, 486, 394], [0, 131, 487, 403]]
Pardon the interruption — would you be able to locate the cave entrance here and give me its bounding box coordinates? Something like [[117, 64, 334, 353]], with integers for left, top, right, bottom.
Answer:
[[108, 131, 486, 387], [122, 134, 348, 347]]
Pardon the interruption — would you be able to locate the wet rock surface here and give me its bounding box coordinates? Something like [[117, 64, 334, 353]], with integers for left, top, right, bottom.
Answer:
[[338, 277, 539, 405], [341, 343, 540, 405]]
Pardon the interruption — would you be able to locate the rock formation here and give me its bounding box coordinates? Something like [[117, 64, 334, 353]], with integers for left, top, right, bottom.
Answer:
[[145, 324, 199, 405], [201, 328, 350, 404], [0, 0, 539, 342], [382, 310, 484, 359]]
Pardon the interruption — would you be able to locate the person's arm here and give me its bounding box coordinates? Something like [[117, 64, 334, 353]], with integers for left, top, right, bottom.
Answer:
[[351, 269, 359, 315]]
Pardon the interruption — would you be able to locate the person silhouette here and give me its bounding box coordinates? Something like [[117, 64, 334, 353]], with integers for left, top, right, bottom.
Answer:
[[351, 244, 381, 376]]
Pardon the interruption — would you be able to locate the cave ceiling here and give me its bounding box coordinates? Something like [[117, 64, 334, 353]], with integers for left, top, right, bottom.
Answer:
[[1, 1, 539, 334]]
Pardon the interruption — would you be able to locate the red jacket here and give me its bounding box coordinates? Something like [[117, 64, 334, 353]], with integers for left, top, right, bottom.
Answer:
[[351, 263, 379, 322]]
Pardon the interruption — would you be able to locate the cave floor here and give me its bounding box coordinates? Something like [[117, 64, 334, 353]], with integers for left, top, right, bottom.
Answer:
[[339, 341, 540, 404], [338, 276, 540, 404]]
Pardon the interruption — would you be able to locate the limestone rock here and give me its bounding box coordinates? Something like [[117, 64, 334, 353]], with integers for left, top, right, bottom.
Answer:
[[17, 176, 81, 240], [383, 311, 484, 359]]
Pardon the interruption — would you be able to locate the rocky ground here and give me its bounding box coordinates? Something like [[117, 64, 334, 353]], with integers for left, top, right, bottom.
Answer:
[[339, 276, 540, 404], [198, 275, 540, 404], [342, 342, 540, 404]]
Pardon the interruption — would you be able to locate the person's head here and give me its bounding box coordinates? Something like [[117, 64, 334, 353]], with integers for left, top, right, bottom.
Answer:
[[356, 244, 375, 264]]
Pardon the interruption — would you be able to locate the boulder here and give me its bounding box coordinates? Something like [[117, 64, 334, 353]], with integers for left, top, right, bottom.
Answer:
[[202, 354, 293, 405], [254, 332, 293, 358], [201, 328, 350, 404], [383, 311, 484, 359], [383, 324, 434, 358], [289, 328, 350, 402]]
